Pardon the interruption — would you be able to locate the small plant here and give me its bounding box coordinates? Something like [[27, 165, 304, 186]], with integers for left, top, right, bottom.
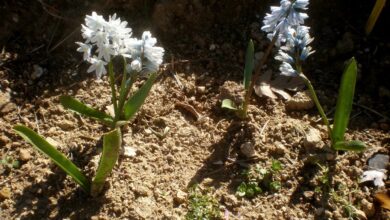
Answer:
[[186, 185, 221, 220], [13, 12, 164, 196], [236, 160, 283, 198], [226, 0, 365, 151], [1, 155, 20, 170]]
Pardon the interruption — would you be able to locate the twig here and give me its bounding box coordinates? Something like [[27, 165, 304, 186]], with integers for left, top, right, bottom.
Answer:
[[259, 119, 270, 137], [48, 27, 79, 53], [354, 103, 389, 121]]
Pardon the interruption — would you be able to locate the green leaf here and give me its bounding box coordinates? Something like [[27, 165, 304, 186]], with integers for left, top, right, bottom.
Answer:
[[365, 0, 386, 35], [221, 99, 238, 110], [243, 39, 255, 90], [60, 96, 113, 126], [331, 58, 358, 146], [13, 125, 90, 192], [271, 160, 282, 172], [123, 73, 157, 120], [91, 128, 121, 196], [333, 140, 366, 152]]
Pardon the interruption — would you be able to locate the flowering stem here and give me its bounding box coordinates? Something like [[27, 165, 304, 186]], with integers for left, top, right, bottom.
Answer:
[[108, 61, 119, 123], [116, 58, 130, 122], [242, 31, 279, 118], [296, 65, 332, 139]]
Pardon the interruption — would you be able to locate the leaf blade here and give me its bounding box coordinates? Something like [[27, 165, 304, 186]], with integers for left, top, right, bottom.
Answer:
[[221, 99, 238, 110], [123, 72, 157, 120], [13, 125, 90, 192], [243, 40, 255, 90], [60, 96, 113, 125], [91, 128, 122, 196], [331, 58, 358, 145], [333, 140, 366, 152], [365, 0, 386, 35]]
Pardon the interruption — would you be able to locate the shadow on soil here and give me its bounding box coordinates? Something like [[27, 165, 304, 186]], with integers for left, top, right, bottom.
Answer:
[[12, 140, 106, 219], [187, 119, 254, 189]]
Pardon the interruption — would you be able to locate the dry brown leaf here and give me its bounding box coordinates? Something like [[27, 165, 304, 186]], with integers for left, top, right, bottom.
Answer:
[[375, 192, 390, 210], [254, 70, 304, 100]]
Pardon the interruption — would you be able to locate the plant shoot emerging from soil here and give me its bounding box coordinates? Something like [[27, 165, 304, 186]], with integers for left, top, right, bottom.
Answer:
[[13, 12, 164, 196]]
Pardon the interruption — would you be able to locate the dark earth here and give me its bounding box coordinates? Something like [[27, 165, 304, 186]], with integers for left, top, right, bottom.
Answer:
[[1, 0, 389, 219]]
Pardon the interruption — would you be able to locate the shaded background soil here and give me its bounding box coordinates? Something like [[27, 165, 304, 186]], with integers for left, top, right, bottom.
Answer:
[[1, 0, 389, 219]]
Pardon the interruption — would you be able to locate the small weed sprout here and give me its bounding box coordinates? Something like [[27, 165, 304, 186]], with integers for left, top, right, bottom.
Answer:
[[186, 185, 221, 220], [13, 12, 164, 196], [1, 155, 20, 170], [237, 160, 283, 198]]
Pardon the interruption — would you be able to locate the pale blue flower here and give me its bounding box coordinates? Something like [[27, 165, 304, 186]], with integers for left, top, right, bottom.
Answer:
[[279, 62, 297, 76], [261, 0, 309, 42]]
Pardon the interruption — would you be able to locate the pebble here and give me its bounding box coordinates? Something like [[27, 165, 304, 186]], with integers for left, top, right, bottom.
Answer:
[[197, 86, 206, 94], [361, 199, 375, 217], [286, 90, 314, 111], [274, 141, 287, 154], [303, 191, 314, 199], [0, 187, 11, 199], [57, 120, 74, 130], [223, 194, 238, 207], [303, 127, 323, 150], [240, 142, 255, 158], [19, 149, 31, 162], [0, 91, 17, 114], [174, 190, 187, 204], [0, 135, 10, 145], [354, 209, 367, 220]]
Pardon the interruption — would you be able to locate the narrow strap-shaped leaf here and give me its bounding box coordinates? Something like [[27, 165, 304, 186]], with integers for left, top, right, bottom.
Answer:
[[243, 39, 255, 90], [365, 0, 386, 35], [123, 72, 157, 120], [221, 99, 238, 110], [91, 128, 121, 196], [333, 140, 366, 152], [60, 96, 114, 126], [331, 58, 357, 145], [13, 125, 90, 192]]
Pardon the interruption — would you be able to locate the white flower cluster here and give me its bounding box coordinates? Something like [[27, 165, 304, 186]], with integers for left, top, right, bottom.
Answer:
[[76, 12, 164, 78], [261, 0, 314, 77]]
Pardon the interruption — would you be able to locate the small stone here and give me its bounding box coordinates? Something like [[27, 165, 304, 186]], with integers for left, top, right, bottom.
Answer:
[[57, 120, 74, 130], [303, 127, 323, 150], [0, 135, 10, 145], [174, 190, 187, 204], [0, 187, 11, 199], [0, 91, 17, 114], [197, 86, 206, 94], [49, 196, 58, 205], [223, 194, 238, 207], [19, 149, 31, 162], [361, 199, 375, 217], [303, 191, 314, 199], [240, 142, 255, 158], [123, 146, 137, 158], [133, 185, 150, 197], [31, 64, 44, 79], [286, 90, 314, 111], [274, 141, 287, 154], [325, 153, 336, 161], [355, 209, 367, 220]]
